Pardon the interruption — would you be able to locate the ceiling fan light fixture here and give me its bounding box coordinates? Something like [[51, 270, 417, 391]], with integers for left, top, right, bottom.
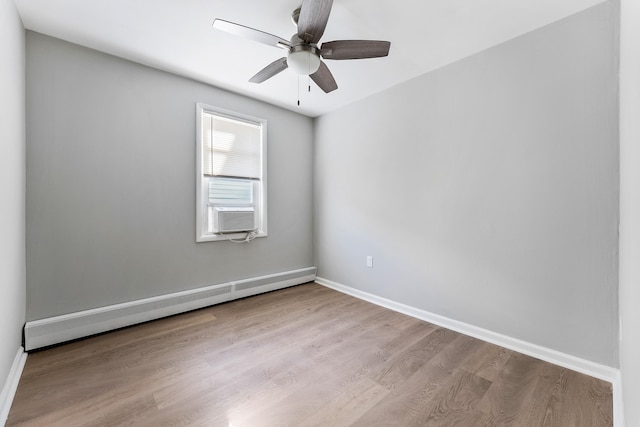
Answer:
[[287, 45, 321, 75]]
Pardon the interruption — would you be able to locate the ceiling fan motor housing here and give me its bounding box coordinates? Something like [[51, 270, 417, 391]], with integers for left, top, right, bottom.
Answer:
[[291, 7, 301, 25]]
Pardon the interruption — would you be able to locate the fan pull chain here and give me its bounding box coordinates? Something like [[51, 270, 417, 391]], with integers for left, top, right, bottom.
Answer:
[[297, 75, 300, 106], [308, 57, 312, 92]]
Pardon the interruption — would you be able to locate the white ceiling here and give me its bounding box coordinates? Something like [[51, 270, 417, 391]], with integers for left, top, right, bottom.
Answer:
[[14, 0, 605, 117]]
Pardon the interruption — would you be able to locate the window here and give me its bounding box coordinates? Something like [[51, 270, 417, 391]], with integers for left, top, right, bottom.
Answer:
[[196, 103, 267, 242]]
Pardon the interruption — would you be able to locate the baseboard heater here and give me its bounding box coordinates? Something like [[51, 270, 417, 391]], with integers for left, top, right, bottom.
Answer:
[[24, 266, 316, 351]]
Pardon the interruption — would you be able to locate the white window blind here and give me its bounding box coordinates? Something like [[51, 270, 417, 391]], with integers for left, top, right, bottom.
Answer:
[[202, 112, 262, 179], [208, 177, 253, 205]]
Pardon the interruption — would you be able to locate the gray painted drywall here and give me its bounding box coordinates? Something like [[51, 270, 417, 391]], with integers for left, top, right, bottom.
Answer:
[[0, 0, 26, 392], [620, 0, 640, 423], [26, 32, 314, 320], [314, 3, 618, 366]]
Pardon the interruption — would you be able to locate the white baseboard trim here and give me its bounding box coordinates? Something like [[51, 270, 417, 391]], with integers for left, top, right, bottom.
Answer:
[[0, 346, 27, 426], [316, 277, 620, 384], [24, 267, 317, 351]]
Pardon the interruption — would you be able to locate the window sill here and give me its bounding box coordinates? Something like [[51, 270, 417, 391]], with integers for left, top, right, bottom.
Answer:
[[196, 230, 267, 243]]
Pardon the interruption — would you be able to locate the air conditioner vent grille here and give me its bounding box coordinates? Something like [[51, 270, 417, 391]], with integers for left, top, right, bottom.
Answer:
[[211, 207, 256, 233]]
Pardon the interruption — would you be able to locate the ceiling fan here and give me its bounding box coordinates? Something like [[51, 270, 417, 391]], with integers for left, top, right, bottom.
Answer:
[[212, 0, 391, 94]]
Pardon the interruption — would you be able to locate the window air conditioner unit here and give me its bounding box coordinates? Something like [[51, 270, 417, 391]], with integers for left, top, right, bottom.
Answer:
[[211, 207, 256, 233]]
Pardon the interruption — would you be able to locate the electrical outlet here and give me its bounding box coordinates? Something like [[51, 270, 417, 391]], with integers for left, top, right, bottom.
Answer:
[[366, 256, 373, 268]]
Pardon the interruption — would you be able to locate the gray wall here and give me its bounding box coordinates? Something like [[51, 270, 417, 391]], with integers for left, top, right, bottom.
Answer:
[[314, 3, 619, 366], [26, 32, 314, 320], [0, 0, 26, 393]]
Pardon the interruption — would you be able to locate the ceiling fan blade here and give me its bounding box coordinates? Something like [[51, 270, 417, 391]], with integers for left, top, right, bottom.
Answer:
[[213, 19, 290, 49], [320, 40, 391, 60], [297, 0, 333, 44], [310, 61, 338, 93], [249, 57, 289, 83]]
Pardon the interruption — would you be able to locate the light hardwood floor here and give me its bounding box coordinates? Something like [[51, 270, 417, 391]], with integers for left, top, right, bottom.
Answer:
[[7, 283, 613, 426]]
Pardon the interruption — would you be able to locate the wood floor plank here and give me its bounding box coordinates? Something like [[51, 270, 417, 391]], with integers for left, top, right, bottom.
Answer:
[[476, 352, 551, 425], [300, 378, 390, 427], [351, 334, 487, 426], [372, 327, 458, 390], [549, 369, 613, 427], [7, 283, 613, 427], [459, 340, 514, 382], [221, 323, 398, 426], [407, 368, 492, 426]]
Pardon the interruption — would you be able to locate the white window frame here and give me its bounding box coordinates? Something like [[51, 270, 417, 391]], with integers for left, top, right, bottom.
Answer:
[[196, 103, 268, 242]]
